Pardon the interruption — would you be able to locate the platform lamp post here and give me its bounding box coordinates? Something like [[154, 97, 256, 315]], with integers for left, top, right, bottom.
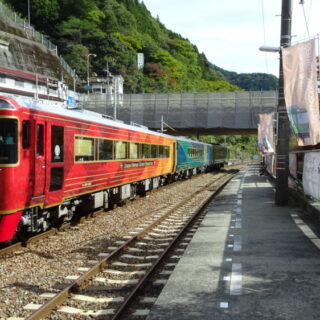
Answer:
[[259, 0, 292, 205], [104, 61, 111, 116], [87, 53, 97, 95]]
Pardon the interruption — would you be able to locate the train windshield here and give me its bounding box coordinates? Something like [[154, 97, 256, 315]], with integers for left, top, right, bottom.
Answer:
[[0, 118, 18, 165]]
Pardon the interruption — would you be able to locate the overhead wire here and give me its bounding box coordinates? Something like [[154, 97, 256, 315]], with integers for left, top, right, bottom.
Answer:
[[307, 0, 313, 27], [300, 0, 310, 38]]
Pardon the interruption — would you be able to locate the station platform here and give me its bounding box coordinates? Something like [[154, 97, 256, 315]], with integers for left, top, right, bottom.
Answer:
[[147, 163, 320, 320]]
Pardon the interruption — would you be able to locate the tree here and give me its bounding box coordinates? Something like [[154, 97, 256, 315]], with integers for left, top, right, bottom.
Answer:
[[3, 0, 248, 93], [64, 44, 89, 78], [58, 16, 106, 44]]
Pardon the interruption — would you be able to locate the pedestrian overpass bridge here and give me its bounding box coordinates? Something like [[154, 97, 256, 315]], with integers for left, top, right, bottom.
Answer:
[[86, 91, 277, 136]]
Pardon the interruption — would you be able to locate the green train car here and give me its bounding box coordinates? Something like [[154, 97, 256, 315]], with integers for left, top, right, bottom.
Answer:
[[212, 144, 229, 168]]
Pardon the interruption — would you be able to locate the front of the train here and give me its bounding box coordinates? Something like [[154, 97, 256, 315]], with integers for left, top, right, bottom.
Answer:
[[0, 97, 23, 242]]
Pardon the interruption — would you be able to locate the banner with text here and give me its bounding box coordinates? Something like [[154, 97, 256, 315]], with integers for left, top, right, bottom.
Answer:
[[282, 39, 320, 146], [258, 113, 274, 154]]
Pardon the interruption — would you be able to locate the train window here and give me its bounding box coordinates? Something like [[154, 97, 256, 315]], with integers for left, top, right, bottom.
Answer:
[[0, 99, 14, 109], [141, 144, 151, 158], [99, 139, 113, 160], [115, 141, 128, 160], [51, 126, 64, 162], [151, 145, 158, 158], [159, 145, 164, 158], [37, 124, 44, 156], [164, 146, 170, 158], [129, 142, 139, 159], [188, 148, 202, 159], [15, 80, 24, 87], [49, 167, 63, 191], [22, 120, 30, 149], [0, 118, 18, 164], [75, 136, 94, 161]]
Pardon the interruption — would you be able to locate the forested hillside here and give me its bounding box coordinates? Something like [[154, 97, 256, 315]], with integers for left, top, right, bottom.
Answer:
[[3, 0, 243, 93], [212, 64, 278, 91], [3, 0, 276, 95]]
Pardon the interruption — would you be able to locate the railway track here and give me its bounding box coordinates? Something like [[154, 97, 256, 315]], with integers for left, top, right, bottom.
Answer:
[[19, 170, 238, 320], [0, 164, 245, 258], [0, 211, 101, 257]]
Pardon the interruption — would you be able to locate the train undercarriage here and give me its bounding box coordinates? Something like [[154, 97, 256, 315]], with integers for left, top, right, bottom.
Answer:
[[4, 164, 219, 245]]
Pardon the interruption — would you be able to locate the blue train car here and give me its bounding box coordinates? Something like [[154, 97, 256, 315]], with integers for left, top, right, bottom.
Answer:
[[175, 137, 213, 177]]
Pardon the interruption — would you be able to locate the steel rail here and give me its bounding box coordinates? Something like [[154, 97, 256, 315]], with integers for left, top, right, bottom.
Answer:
[[0, 208, 104, 257], [25, 171, 237, 320], [0, 229, 57, 257], [111, 172, 236, 319], [4, 170, 199, 255]]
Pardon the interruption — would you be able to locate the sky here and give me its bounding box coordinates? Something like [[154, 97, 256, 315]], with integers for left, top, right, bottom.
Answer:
[[142, 0, 320, 76]]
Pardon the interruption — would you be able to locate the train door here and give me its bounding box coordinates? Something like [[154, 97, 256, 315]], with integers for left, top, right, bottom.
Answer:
[[204, 145, 207, 162], [172, 142, 177, 172], [48, 125, 64, 193], [33, 120, 46, 198]]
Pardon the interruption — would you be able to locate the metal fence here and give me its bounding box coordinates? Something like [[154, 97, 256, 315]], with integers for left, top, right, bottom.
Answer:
[[0, 1, 76, 78], [60, 56, 76, 78], [0, 2, 57, 54]]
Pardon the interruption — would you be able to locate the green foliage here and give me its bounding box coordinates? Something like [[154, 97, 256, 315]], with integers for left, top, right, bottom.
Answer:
[[200, 80, 241, 92], [32, 0, 60, 28], [64, 44, 89, 78], [4, 0, 60, 33], [59, 0, 98, 20], [87, 9, 106, 24], [199, 135, 259, 160], [58, 16, 106, 44], [112, 32, 142, 51], [4, 0, 245, 93], [211, 65, 278, 91]]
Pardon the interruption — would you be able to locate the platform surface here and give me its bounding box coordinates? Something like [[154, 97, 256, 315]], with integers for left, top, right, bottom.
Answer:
[[147, 164, 320, 320]]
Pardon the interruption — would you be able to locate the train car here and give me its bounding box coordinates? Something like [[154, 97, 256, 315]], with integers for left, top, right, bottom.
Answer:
[[175, 137, 213, 178], [212, 144, 229, 168], [0, 96, 177, 243]]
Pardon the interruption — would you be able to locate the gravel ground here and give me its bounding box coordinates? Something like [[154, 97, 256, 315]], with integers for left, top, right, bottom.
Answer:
[[0, 170, 232, 318]]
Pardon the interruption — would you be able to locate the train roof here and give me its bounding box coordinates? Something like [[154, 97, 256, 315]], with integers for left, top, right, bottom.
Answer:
[[175, 136, 212, 147], [6, 97, 174, 140]]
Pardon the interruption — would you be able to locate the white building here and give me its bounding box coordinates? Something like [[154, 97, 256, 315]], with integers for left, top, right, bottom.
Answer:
[[0, 66, 75, 107], [87, 74, 124, 107]]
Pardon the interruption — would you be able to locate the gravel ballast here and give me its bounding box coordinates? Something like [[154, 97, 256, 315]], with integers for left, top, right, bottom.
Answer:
[[0, 171, 234, 318]]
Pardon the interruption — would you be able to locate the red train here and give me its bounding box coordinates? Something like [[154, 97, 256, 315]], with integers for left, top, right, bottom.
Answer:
[[0, 96, 177, 243], [0, 96, 228, 244]]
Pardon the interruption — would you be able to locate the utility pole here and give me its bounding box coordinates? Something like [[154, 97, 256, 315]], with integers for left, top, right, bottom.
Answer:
[[275, 0, 292, 205], [106, 61, 110, 115], [161, 115, 164, 133], [28, 0, 31, 26], [86, 53, 97, 96], [114, 76, 117, 120]]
